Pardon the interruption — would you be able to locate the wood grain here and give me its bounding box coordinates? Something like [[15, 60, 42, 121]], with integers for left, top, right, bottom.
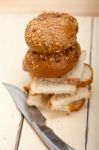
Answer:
[[0, 13, 34, 150], [87, 17, 99, 150], [0, 0, 99, 16]]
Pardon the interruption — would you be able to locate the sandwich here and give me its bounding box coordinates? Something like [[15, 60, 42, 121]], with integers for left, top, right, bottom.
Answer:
[[23, 12, 93, 113]]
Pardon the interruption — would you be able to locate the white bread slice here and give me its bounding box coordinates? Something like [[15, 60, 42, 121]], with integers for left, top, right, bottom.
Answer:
[[29, 80, 76, 94], [26, 94, 49, 108], [27, 88, 91, 113], [29, 63, 93, 95], [66, 50, 86, 80], [77, 64, 93, 87], [48, 87, 91, 112], [67, 63, 93, 86]]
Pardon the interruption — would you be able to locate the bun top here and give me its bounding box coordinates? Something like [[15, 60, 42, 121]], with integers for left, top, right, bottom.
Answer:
[[25, 12, 78, 54]]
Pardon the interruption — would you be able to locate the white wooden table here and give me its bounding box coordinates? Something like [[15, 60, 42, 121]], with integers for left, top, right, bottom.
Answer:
[[0, 13, 99, 150]]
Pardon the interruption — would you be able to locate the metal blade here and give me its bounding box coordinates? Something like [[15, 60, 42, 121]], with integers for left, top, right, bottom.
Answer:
[[3, 83, 46, 124]]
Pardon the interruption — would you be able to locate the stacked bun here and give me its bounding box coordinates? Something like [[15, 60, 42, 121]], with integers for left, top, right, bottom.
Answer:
[[23, 12, 93, 113]]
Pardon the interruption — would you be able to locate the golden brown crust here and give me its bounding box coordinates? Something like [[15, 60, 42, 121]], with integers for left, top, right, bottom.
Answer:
[[77, 64, 93, 87], [25, 12, 78, 54], [66, 64, 93, 87], [68, 98, 86, 112], [23, 42, 81, 78], [23, 85, 30, 94], [48, 97, 86, 112]]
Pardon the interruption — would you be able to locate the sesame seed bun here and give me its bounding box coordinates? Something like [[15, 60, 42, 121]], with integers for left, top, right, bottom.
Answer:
[[25, 12, 78, 54], [23, 42, 81, 78]]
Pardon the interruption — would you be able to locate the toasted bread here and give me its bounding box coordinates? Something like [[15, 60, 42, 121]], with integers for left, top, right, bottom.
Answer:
[[77, 64, 93, 87], [27, 87, 91, 113], [67, 98, 86, 112], [26, 94, 49, 108], [48, 87, 91, 112]]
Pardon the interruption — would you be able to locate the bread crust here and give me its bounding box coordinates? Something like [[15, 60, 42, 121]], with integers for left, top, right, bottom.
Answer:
[[77, 64, 93, 87], [23, 42, 81, 78], [25, 12, 78, 54], [67, 98, 86, 112], [66, 64, 93, 87]]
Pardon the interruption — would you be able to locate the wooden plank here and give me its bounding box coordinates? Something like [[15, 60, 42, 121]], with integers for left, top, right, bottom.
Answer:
[[0, 13, 36, 150], [18, 17, 92, 150], [87, 17, 99, 150], [0, 0, 99, 16]]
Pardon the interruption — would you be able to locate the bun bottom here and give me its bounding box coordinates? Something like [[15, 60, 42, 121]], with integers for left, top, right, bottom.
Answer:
[[23, 42, 81, 78]]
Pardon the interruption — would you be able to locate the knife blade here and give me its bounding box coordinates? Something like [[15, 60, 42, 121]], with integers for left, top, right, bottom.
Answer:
[[3, 83, 75, 150]]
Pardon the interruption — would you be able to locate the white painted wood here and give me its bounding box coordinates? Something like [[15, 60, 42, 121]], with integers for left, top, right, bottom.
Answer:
[[18, 17, 92, 150], [0, 13, 36, 150], [87, 17, 99, 150], [77, 17, 92, 63], [0, 0, 99, 16]]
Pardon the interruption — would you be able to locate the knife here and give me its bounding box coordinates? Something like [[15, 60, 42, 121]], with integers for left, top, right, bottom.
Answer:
[[3, 83, 75, 150]]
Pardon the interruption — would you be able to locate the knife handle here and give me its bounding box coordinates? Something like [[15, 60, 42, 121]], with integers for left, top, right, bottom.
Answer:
[[32, 122, 75, 150]]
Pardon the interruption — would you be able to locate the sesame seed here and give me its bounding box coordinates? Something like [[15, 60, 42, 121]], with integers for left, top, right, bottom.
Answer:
[[37, 30, 41, 33], [25, 12, 78, 52]]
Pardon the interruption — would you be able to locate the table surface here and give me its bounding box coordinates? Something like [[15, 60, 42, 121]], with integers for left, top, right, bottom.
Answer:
[[0, 0, 99, 16], [0, 13, 99, 150]]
